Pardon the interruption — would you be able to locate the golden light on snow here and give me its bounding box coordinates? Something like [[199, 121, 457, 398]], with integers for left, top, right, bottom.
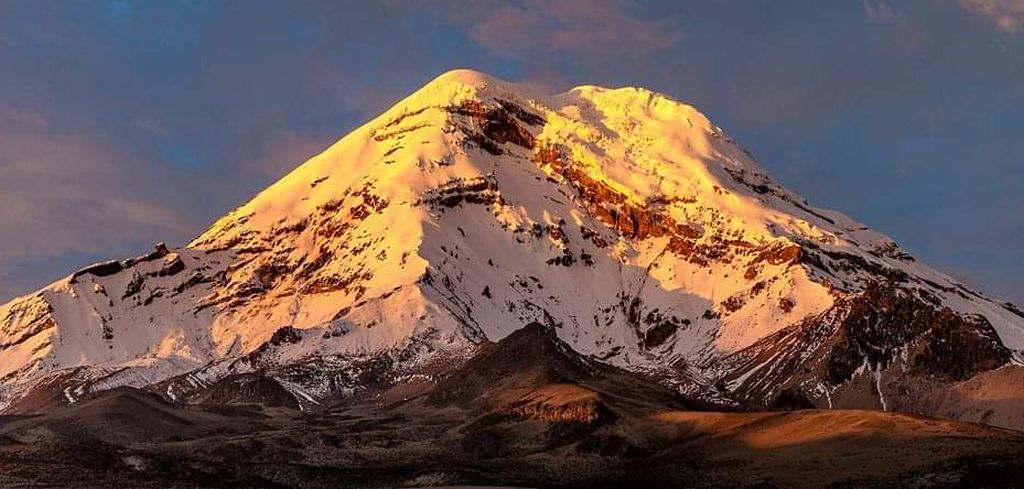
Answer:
[[2, 69, 1022, 412]]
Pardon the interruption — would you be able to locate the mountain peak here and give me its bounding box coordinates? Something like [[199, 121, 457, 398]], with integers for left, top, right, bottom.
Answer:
[[386, 69, 525, 120], [403, 68, 501, 104], [425, 68, 502, 89]]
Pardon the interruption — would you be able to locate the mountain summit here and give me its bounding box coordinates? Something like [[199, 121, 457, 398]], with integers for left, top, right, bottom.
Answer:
[[2, 69, 1023, 426]]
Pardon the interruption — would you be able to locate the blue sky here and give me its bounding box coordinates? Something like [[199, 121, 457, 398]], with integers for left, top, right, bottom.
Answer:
[[0, 0, 1022, 306]]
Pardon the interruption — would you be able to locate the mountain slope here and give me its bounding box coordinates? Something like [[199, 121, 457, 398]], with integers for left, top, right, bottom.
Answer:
[[2, 69, 1023, 427]]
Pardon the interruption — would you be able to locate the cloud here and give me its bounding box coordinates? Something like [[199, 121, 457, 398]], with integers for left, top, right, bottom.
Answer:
[[961, 0, 1024, 33], [862, 0, 898, 23], [0, 119, 192, 298], [0, 131, 191, 256], [431, 0, 681, 61], [4, 108, 49, 128]]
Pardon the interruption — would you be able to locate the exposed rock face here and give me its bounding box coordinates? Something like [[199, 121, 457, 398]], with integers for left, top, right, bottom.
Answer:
[[827, 285, 1009, 383], [715, 283, 1013, 411], [447, 99, 540, 154], [1, 69, 1022, 431]]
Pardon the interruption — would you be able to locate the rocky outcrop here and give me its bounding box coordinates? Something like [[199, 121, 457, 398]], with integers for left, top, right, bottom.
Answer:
[[446, 99, 542, 155], [715, 282, 1013, 408]]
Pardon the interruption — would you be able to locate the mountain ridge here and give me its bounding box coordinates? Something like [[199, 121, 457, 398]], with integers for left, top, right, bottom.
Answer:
[[2, 69, 1023, 430]]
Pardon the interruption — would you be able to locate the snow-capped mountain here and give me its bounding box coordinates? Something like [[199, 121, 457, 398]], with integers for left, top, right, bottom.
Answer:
[[2, 69, 1023, 424]]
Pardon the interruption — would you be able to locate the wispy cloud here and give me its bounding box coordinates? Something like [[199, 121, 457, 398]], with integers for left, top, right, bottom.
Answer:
[[0, 117, 191, 298], [4, 108, 49, 128], [961, 0, 1024, 34], [432, 0, 681, 61], [862, 0, 898, 23]]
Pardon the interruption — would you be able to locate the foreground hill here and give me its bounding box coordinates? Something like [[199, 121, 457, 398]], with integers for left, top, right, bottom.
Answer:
[[0, 324, 1021, 488]]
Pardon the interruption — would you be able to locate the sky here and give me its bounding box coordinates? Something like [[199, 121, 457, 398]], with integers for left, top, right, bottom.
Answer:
[[0, 0, 1022, 306]]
